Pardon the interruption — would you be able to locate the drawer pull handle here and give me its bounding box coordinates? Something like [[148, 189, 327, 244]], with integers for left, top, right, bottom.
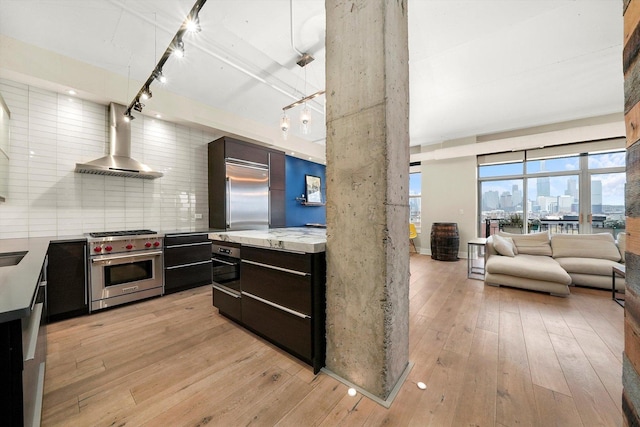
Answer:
[[242, 260, 309, 277], [213, 284, 241, 298], [242, 291, 311, 319], [165, 241, 212, 249], [166, 260, 212, 270], [22, 302, 43, 361]]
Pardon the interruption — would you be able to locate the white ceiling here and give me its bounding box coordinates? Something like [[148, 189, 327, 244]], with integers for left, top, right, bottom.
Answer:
[[0, 0, 625, 152]]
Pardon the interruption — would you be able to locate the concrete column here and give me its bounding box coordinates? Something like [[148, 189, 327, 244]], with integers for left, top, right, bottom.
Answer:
[[325, 0, 410, 400]]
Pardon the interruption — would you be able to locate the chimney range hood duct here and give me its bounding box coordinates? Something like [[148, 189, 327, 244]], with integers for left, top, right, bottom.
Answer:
[[75, 103, 163, 179]]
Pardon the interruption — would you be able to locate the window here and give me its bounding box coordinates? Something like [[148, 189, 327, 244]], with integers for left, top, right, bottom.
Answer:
[[409, 172, 421, 230], [478, 142, 625, 237]]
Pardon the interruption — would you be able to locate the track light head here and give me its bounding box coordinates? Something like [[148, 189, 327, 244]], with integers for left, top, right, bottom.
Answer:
[[133, 100, 144, 112], [173, 39, 185, 58], [123, 110, 135, 122], [141, 87, 152, 100], [186, 16, 201, 33], [154, 69, 167, 84]]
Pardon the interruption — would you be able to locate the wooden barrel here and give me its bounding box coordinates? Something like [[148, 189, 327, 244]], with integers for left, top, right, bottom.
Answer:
[[430, 222, 459, 261]]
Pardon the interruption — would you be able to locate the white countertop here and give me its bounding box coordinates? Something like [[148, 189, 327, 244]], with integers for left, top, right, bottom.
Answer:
[[209, 227, 326, 253], [0, 238, 51, 322]]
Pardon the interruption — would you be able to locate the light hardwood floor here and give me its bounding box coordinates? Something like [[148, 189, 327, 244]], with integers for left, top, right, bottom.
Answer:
[[42, 254, 624, 426]]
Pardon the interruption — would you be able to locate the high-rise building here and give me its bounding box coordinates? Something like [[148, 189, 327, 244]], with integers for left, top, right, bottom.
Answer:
[[565, 177, 578, 199], [511, 184, 522, 206], [537, 177, 550, 197], [483, 190, 500, 210], [592, 180, 603, 214]]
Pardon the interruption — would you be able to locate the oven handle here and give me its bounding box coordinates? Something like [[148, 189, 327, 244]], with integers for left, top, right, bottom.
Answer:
[[91, 251, 163, 263], [211, 257, 238, 266], [166, 260, 212, 270]]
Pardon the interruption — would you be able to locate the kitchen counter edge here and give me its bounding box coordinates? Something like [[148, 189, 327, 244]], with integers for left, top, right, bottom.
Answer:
[[0, 236, 85, 323], [208, 227, 326, 253]]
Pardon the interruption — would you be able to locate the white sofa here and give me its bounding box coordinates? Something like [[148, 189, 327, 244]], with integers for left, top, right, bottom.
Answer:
[[484, 231, 626, 297]]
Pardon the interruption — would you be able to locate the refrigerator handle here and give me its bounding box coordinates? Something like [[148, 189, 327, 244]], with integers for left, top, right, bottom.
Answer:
[[268, 190, 271, 227], [226, 177, 231, 228]]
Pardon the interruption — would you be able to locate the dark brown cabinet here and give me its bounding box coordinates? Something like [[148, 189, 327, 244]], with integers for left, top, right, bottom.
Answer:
[[208, 136, 286, 229], [240, 246, 325, 373], [164, 233, 212, 295], [47, 240, 88, 322], [1, 260, 47, 427]]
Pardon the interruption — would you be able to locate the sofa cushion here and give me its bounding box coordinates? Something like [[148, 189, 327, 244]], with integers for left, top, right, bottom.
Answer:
[[493, 234, 517, 257], [486, 254, 571, 285], [498, 231, 552, 256], [618, 232, 627, 263], [551, 233, 621, 261], [554, 257, 622, 276]]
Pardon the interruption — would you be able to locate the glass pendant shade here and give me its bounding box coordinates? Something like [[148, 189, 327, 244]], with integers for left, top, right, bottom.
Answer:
[[300, 105, 311, 134], [280, 113, 290, 139]]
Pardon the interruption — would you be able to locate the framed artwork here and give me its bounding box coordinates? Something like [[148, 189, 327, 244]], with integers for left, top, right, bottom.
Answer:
[[305, 174, 322, 203]]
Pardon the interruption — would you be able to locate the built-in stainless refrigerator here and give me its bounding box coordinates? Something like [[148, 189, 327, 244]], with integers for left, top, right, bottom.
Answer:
[[226, 159, 269, 230]]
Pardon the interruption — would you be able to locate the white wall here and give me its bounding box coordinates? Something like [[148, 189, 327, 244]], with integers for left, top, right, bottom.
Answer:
[[419, 155, 477, 258], [0, 79, 218, 239]]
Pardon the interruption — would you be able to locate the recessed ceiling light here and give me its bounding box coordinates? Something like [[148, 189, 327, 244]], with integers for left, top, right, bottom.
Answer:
[[155, 113, 161, 119], [67, 89, 76, 95], [347, 388, 357, 397]]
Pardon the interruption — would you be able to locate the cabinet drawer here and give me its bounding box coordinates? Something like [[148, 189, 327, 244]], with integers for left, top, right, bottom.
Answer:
[[242, 246, 311, 273], [241, 261, 311, 315], [165, 234, 210, 246], [242, 293, 311, 361], [164, 242, 211, 267], [212, 285, 242, 322], [164, 262, 212, 294]]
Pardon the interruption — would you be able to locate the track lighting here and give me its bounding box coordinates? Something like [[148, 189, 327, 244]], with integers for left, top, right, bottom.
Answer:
[[173, 39, 185, 58], [124, 0, 207, 119], [140, 87, 152, 100], [186, 16, 201, 33], [133, 100, 144, 112], [154, 70, 167, 84]]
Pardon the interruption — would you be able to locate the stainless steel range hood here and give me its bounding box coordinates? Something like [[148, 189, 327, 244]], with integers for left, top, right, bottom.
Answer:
[[75, 103, 163, 179]]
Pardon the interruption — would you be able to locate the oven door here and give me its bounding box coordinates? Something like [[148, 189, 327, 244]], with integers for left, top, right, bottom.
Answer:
[[90, 251, 163, 304]]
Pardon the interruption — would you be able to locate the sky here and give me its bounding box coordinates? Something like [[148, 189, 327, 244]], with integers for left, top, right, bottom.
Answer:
[[479, 152, 626, 207]]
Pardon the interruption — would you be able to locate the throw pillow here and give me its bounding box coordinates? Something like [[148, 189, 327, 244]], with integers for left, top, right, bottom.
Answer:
[[499, 231, 552, 256], [493, 234, 516, 257]]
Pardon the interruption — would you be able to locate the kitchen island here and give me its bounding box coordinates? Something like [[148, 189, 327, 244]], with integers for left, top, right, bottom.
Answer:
[[209, 227, 326, 373], [0, 237, 50, 427]]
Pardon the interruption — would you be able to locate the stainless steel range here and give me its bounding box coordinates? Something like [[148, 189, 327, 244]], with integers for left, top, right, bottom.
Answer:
[[87, 229, 163, 311]]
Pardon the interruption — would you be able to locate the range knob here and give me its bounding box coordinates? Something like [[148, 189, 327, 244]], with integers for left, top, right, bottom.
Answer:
[[153, 241, 160, 247], [126, 244, 133, 250], [94, 246, 102, 253], [145, 242, 152, 248], [105, 245, 113, 252]]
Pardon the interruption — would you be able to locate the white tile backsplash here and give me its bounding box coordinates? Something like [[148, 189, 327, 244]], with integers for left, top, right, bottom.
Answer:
[[0, 79, 213, 239]]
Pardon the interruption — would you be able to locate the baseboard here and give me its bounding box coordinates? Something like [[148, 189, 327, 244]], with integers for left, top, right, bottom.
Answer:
[[321, 361, 414, 408]]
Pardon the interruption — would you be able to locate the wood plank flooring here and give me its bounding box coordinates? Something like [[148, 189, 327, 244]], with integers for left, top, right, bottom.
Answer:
[[42, 254, 624, 426]]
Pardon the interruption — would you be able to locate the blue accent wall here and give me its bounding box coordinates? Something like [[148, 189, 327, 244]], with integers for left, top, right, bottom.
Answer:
[[285, 156, 326, 226]]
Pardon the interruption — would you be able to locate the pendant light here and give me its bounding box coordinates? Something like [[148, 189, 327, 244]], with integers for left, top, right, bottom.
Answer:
[[300, 104, 311, 134], [280, 111, 290, 139]]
